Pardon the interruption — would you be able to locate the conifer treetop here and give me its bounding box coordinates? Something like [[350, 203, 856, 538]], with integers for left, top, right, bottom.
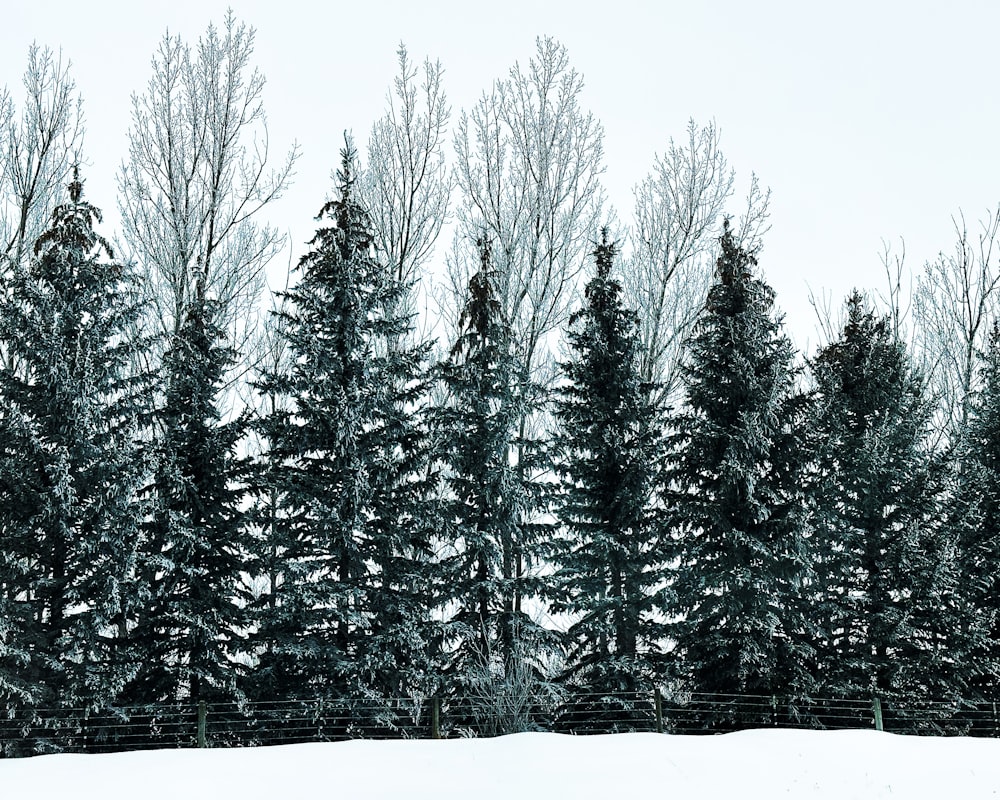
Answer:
[[34, 166, 112, 262]]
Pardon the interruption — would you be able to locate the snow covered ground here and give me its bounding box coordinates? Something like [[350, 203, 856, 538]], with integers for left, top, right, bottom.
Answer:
[[4, 729, 1000, 799]]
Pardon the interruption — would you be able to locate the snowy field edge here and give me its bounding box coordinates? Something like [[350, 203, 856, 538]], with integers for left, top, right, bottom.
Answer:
[[4, 728, 1000, 799]]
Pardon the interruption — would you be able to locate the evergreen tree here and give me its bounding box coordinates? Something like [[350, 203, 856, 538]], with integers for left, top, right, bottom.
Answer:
[[0, 171, 147, 720], [432, 236, 551, 726], [125, 279, 250, 706], [934, 321, 1000, 705], [667, 221, 813, 722], [809, 291, 953, 712], [549, 231, 666, 727], [253, 140, 434, 705]]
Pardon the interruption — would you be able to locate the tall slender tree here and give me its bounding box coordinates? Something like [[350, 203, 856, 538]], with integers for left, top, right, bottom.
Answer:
[[913, 210, 1000, 446], [1, 45, 84, 278], [362, 44, 451, 296], [118, 12, 296, 351], [549, 231, 666, 729], [0, 171, 147, 720], [446, 37, 606, 626], [432, 237, 550, 720], [448, 36, 605, 377], [809, 291, 952, 708], [925, 322, 1000, 705], [253, 141, 434, 704], [667, 221, 813, 721], [126, 282, 250, 706], [117, 12, 295, 708], [625, 119, 770, 407]]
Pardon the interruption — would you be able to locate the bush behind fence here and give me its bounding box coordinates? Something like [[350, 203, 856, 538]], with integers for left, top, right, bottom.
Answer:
[[4, 692, 1000, 757]]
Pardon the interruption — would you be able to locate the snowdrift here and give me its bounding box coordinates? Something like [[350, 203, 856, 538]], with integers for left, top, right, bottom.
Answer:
[[3, 729, 999, 799]]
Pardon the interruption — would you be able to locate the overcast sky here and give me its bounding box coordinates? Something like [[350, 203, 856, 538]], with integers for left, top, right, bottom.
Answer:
[[4, 0, 999, 351]]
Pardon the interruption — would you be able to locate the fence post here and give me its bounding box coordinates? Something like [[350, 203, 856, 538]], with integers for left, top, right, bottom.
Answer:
[[197, 701, 207, 748], [431, 697, 440, 740], [872, 696, 883, 732], [654, 689, 663, 734]]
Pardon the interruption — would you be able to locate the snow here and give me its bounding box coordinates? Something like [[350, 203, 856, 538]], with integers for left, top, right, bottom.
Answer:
[[4, 729, 1000, 799]]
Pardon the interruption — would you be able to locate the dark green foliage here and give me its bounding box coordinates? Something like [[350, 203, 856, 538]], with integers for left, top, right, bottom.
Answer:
[[126, 284, 250, 706], [0, 172, 147, 715], [549, 231, 666, 725], [0, 152, 987, 743], [667, 221, 813, 717], [942, 321, 1000, 703], [809, 291, 953, 707], [432, 236, 551, 718], [253, 140, 435, 704]]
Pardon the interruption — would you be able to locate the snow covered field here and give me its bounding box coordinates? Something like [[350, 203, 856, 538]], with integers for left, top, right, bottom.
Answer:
[[4, 729, 1000, 799]]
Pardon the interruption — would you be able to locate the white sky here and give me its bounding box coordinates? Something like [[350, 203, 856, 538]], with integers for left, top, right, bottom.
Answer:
[[4, 0, 1000, 351]]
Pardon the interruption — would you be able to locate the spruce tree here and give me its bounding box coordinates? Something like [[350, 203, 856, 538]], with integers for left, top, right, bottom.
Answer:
[[809, 291, 952, 712], [253, 140, 434, 705], [667, 221, 813, 723], [126, 280, 250, 707], [432, 236, 551, 727], [936, 321, 1000, 706], [0, 171, 147, 720], [549, 231, 666, 728]]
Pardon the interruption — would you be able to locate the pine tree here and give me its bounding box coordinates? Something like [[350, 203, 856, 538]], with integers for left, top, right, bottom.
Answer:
[[549, 231, 666, 729], [936, 321, 1000, 705], [125, 278, 250, 707], [432, 236, 551, 729], [253, 140, 434, 706], [0, 171, 147, 722], [809, 291, 952, 712], [667, 221, 813, 723]]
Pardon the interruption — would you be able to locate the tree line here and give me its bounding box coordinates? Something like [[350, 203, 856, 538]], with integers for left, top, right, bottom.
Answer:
[[2, 13, 1000, 737]]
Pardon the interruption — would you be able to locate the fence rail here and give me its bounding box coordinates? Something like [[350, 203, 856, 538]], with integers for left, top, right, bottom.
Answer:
[[3, 691, 999, 757]]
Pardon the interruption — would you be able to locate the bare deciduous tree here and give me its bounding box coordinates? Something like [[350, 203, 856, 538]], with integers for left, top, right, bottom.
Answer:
[[361, 44, 451, 297], [447, 36, 606, 382], [116, 14, 297, 704], [442, 37, 606, 627], [1, 45, 84, 273], [0, 46, 84, 381], [118, 11, 298, 356], [623, 119, 769, 405], [914, 209, 1000, 445]]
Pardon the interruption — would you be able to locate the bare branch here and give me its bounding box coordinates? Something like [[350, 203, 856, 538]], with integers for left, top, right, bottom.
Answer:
[[361, 43, 452, 302], [1, 45, 84, 271], [877, 237, 911, 344], [447, 36, 606, 384], [118, 12, 299, 374], [622, 119, 744, 406], [912, 208, 1000, 445], [806, 284, 839, 348]]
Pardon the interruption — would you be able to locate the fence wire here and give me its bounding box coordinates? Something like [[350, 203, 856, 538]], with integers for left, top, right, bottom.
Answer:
[[3, 691, 1000, 757]]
